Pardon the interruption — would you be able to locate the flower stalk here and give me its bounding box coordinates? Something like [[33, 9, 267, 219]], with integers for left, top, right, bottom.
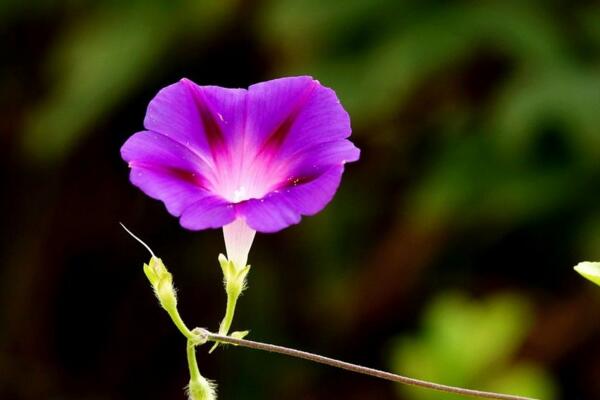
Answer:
[[210, 254, 251, 352]]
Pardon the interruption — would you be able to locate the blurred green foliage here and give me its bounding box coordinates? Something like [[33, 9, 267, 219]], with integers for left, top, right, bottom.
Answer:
[[21, 0, 237, 162], [391, 292, 556, 400], [261, 0, 600, 233]]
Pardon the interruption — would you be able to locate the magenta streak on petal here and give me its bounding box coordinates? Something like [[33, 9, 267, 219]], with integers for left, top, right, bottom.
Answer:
[[268, 139, 360, 188], [231, 81, 319, 203], [214, 97, 312, 203], [273, 166, 327, 191], [129, 161, 209, 190], [183, 80, 229, 160], [253, 81, 317, 164], [182, 81, 244, 203], [129, 129, 220, 184]]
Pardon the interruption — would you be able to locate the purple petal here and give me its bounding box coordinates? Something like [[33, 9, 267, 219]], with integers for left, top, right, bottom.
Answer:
[[123, 77, 360, 232], [280, 139, 360, 182], [246, 76, 352, 163], [121, 130, 215, 216], [143, 78, 246, 167], [180, 196, 236, 230], [237, 164, 346, 232]]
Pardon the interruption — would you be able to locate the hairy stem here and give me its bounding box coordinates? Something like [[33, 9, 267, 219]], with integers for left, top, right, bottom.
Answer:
[[201, 329, 536, 400], [164, 304, 195, 341], [187, 340, 202, 381], [186, 339, 216, 400]]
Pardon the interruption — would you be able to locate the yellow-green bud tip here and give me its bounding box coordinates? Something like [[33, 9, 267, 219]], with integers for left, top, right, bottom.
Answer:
[[143, 256, 167, 286], [574, 261, 600, 286]]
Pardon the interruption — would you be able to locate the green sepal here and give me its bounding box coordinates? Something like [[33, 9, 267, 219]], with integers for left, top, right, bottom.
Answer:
[[218, 253, 234, 278], [144, 256, 169, 285], [219, 253, 251, 296], [226, 265, 251, 296], [157, 271, 177, 309], [143, 257, 161, 286]]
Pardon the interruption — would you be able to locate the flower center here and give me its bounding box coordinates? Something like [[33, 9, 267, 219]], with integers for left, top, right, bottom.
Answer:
[[213, 154, 288, 204], [233, 186, 248, 202]]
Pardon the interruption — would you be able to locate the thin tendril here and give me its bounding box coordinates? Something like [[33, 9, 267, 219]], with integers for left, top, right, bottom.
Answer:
[[120, 222, 156, 258]]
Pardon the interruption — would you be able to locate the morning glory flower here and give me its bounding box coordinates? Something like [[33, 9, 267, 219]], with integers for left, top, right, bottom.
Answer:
[[121, 76, 359, 268]]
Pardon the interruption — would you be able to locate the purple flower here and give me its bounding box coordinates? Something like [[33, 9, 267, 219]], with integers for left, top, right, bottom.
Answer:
[[121, 76, 359, 239]]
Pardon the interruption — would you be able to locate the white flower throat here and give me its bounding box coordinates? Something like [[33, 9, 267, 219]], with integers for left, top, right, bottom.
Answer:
[[233, 186, 248, 203]]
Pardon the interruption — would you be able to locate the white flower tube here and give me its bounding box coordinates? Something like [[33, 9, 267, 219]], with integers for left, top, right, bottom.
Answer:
[[222, 219, 256, 268]]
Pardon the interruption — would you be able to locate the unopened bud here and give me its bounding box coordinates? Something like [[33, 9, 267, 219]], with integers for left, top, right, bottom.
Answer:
[[156, 271, 177, 309], [187, 376, 217, 400], [574, 261, 600, 286], [143, 256, 168, 286]]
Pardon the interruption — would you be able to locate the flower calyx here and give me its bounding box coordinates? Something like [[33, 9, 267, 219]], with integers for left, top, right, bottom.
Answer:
[[218, 253, 250, 297]]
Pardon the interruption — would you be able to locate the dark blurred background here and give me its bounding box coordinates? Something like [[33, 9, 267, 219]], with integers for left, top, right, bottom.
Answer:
[[2, 1, 600, 399]]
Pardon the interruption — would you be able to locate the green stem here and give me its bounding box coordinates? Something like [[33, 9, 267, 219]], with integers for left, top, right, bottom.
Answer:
[[209, 288, 240, 352], [187, 339, 216, 400], [187, 340, 202, 383], [221, 289, 239, 335]]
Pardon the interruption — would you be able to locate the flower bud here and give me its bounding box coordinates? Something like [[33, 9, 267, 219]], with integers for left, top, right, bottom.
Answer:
[[156, 271, 177, 310], [142, 256, 178, 310], [187, 376, 217, 400], [574, 261, 600, 286], [143, 256, 167, 286]]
